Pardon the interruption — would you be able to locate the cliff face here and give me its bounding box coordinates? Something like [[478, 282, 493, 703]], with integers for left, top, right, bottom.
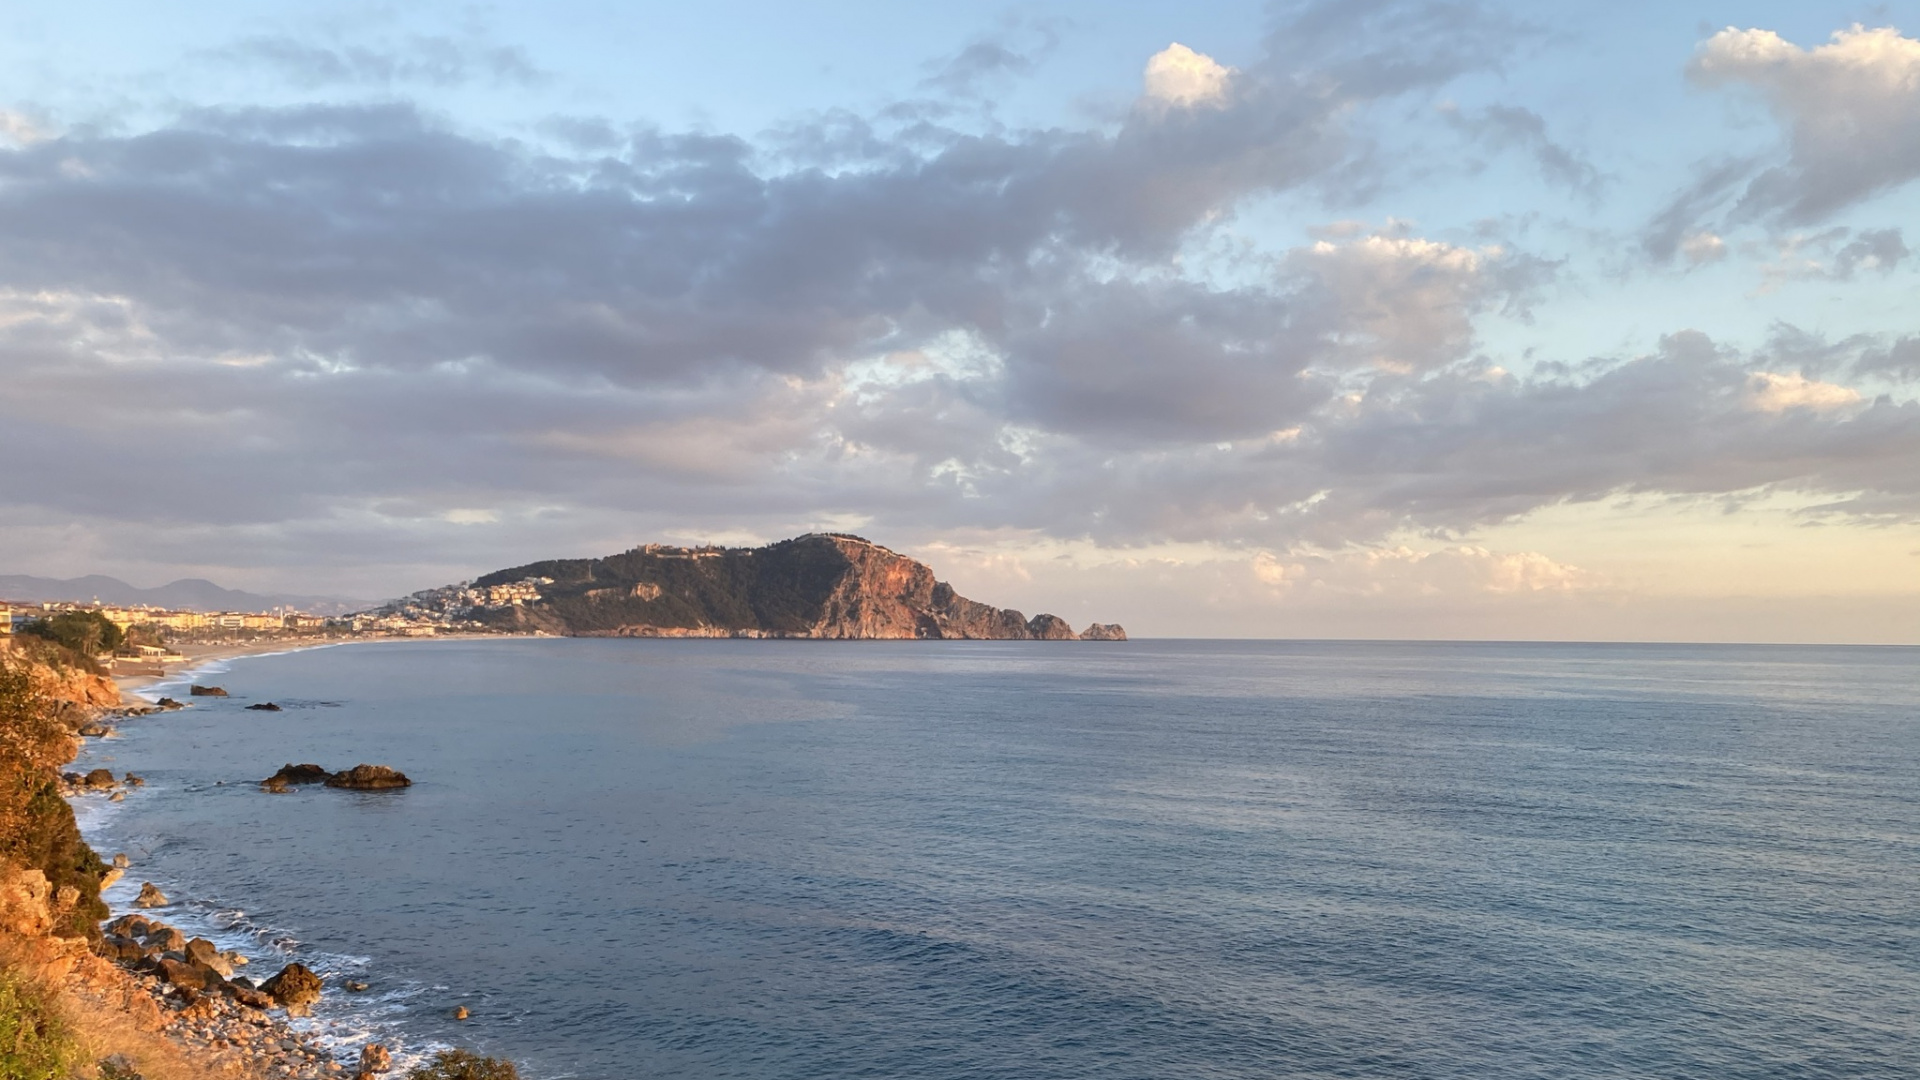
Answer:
[[476, 534, 1126, 641]]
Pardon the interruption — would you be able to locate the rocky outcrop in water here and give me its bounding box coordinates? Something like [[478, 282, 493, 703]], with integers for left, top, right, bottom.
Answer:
[[472, 534, 1126, 641], [324, 764, 411, 790], [260, 963, 322, 1015]]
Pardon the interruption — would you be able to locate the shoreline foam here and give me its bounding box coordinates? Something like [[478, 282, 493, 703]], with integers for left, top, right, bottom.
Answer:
[[74, 639, 521, 1076]]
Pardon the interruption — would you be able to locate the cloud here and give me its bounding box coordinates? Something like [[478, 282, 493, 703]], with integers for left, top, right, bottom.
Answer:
[[1833, 227, 1909, 277], [1855, 336, 1920, 383], [920, 23, 1059, 98], [1680, 231, 1727, 264], [1254, 544, 1600, 595], [1441, 103, 1601, 195], [1142, 44, 1234, 108], [214, 34, 547, 90], [1744, 371, 1863, 413], [1756, 226, 1909, 287], [1689, 23, 1920, 223], [0, 111, 47, 146], [0, 5, 1916, 603]]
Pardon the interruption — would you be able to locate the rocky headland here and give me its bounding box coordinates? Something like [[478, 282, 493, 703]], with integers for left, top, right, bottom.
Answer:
[[467, 533, 1127, 641]]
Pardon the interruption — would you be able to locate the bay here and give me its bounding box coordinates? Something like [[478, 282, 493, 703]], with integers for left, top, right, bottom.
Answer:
[[72, 639, 1920, 1079]]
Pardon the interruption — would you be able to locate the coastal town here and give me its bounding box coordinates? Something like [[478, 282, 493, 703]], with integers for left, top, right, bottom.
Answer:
[[0, 577, 556, 674]]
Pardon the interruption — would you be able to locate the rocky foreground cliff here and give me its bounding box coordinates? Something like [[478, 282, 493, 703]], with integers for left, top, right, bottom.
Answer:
[[470, 534, 1126, 641]]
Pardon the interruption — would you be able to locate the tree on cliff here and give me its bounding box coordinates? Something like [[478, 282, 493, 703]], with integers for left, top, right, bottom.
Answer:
[[19, 611, 123, 658]]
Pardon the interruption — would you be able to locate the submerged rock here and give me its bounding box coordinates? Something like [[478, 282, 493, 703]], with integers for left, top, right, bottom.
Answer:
[[325, 764, 412, 790], [261, 962, 323, 1014], [245, 702, 283, 712], [78, 720, 113, 737], [451, 1005, 469, 1020], [133, 881, 169, 908], [155, 697, 184, 709], [189, 685, 228, 696]]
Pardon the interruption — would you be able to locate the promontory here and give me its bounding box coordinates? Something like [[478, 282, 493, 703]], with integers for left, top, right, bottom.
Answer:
[[457, 534, 1126, 640]]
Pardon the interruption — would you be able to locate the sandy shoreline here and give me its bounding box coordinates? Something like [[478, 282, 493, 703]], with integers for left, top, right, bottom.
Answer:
[[112, 633, 541, 701]]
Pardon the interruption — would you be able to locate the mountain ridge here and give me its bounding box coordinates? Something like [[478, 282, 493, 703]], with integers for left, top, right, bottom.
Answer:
[[0, 574, 363, 616]]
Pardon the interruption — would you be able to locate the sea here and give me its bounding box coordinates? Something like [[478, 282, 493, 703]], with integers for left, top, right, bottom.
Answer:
[[69, 638, 1919, 1080]]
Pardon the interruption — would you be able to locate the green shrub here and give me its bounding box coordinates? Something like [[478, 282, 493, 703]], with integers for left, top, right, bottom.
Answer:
[[0, 660, 108, 939], [18, 612, 122, 659], [0, 969, 78, 1080], [404, 1050, 520, 1080]]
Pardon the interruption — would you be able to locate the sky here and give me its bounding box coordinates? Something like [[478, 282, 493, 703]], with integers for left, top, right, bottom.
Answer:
[[1, 0, 1917, 641]]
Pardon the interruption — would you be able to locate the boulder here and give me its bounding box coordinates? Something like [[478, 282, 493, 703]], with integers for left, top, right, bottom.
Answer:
[[265, 763, 333, 786], [123, 774, 144, 786], [84, 768, 117, 789], [133, 882, 169, 908], [106, 913, 152, 937], [359, 1044, 393, 1074], [344, 980, 370, 992], [79, 721, 113, 737], [226, 983, 274, 1010], [155, 697, 184, 709], [1080, 623, 1128, 641], [451, 1005, 469, 1020], [142, 925, 186, 952], [260, 777, 289, 793], [325, 765, 412, 790], [95, 934, 147, 962], [189, 685, 228, 696], [112, 853, 131, 869], [260, 962, 323, 1014], [245, 702, 283, 712], [184, 937, 234, 978], [153, 956, 215, 991]]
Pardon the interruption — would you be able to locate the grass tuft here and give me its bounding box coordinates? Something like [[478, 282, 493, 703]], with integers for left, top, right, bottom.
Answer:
[[0, 968, 78, 1080]]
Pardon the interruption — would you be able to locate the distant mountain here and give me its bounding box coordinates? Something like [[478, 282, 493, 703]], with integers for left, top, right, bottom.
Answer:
[[468, 534, 1127, 640], [0, 574, 363, 616]]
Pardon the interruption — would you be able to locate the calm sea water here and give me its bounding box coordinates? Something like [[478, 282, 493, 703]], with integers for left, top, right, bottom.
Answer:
[[72, 639, 1919, 1080]]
